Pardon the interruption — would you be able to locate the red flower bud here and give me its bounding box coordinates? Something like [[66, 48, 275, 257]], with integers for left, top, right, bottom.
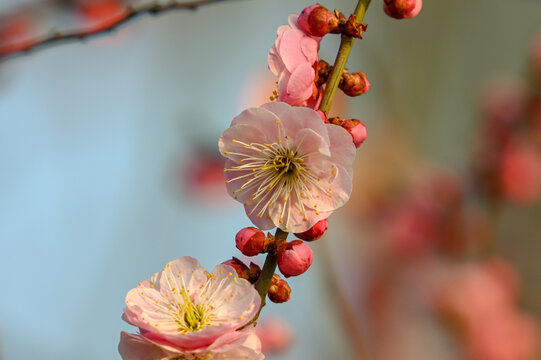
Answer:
[[298, 4, 340, 37], [339, 72, 370, 97], [222, 258, 262, 284], [383, 0, 423, 19], [295, 218, 328, 241], [329, 117, 367, 148], [277, 240, 313, 278], [248, 262, 262, 283], [268, 274, 291, 303], [222, 257, 251, 280], [235, 227, 266, 256]]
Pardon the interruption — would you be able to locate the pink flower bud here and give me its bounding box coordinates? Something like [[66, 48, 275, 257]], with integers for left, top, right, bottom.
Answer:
[[339, 72, 370, 97], [329, 117, 367, 148], [298, 4, 340, 37], [316, 110, 327, 123], [235, 227, 266, 256], [383, 0, 422, 19], [295, 218, 328, 241], [277, 240, 313, 277], [268, 274, 291, 303]]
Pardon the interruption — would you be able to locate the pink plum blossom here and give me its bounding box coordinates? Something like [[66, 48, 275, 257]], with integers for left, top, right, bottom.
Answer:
[[268, 15, 322, 108], [219, 102, 356, 233], [120, 256, 263, 360]]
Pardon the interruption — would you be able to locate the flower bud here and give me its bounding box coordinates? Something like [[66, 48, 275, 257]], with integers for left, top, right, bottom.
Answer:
[[383, 0, 423, 19], [268, 274, 291, 303], [298, 4, 340, 37], [277, 240, 313, 277], [316, 59, 331, 87], [295, 218, 328, 241], [222, 257, 251, 280], [235, 227, 266, 256], [339, 72, 370, 97], [248, 262, 262, 283], [329, 117, 367, 148], [221, 258, 262, 284]]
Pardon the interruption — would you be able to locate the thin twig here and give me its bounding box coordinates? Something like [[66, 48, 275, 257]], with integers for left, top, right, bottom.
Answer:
[[319, 0, 372, 115], [0, 0, 244, 62]]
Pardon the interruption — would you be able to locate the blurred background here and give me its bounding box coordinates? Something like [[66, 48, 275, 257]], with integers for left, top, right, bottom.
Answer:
[[1, 0, 541, 359]]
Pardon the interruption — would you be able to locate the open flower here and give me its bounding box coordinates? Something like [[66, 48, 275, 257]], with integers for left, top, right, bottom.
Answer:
[[268, 15, 321, 108], [219, 102, 356, 233], [120, 256, 263, 359]]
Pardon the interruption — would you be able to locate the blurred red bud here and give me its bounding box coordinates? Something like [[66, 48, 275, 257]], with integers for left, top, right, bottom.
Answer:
[[383, 0, 423, 19]]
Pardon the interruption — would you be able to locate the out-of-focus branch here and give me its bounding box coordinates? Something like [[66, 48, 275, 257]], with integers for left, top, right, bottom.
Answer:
[[0, 0, 242, 61]]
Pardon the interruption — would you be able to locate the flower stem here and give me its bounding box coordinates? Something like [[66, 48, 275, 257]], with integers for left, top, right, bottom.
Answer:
[[254, 228, 288, 299], [239, 228, 288, 329], [319, 0, 372, 115]]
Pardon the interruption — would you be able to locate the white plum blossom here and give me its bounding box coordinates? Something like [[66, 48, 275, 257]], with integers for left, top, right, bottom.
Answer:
[[120, 256, 263, 360]]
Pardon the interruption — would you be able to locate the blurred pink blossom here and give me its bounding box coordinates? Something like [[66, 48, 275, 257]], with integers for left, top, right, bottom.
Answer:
[[500, 142, 541, 205], [255, 318, 294, 355], [434, 259, 519, 331], [466, 311, 540, 360]]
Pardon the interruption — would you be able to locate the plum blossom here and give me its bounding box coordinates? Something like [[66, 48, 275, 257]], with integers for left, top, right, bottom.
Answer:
[[268, 15, 321, 108], [120, 256, 263, 360], [219, 102, 356, 233]]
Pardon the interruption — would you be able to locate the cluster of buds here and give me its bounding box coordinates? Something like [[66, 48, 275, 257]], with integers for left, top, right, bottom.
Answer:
[[227, 219, 330, 302], [316, 60, 371, 98], [298, 5, 367, 39]]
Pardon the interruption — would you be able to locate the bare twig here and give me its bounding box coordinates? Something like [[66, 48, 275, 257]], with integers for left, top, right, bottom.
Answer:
[[0, 0, 242, 61]]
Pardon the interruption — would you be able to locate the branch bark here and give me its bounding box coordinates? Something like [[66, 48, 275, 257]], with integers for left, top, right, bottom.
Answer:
[[0, 0, 244, 61]]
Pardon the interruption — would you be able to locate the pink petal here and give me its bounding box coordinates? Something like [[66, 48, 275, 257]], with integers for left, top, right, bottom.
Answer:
[[300, 36, 319, 65], [278, 29, 309, 72]]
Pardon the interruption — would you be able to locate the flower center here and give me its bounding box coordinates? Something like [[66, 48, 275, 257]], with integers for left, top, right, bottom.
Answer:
[[224, 136, 333, 228], [270, 152, 301, 180], [176, 288, 211, 333]]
